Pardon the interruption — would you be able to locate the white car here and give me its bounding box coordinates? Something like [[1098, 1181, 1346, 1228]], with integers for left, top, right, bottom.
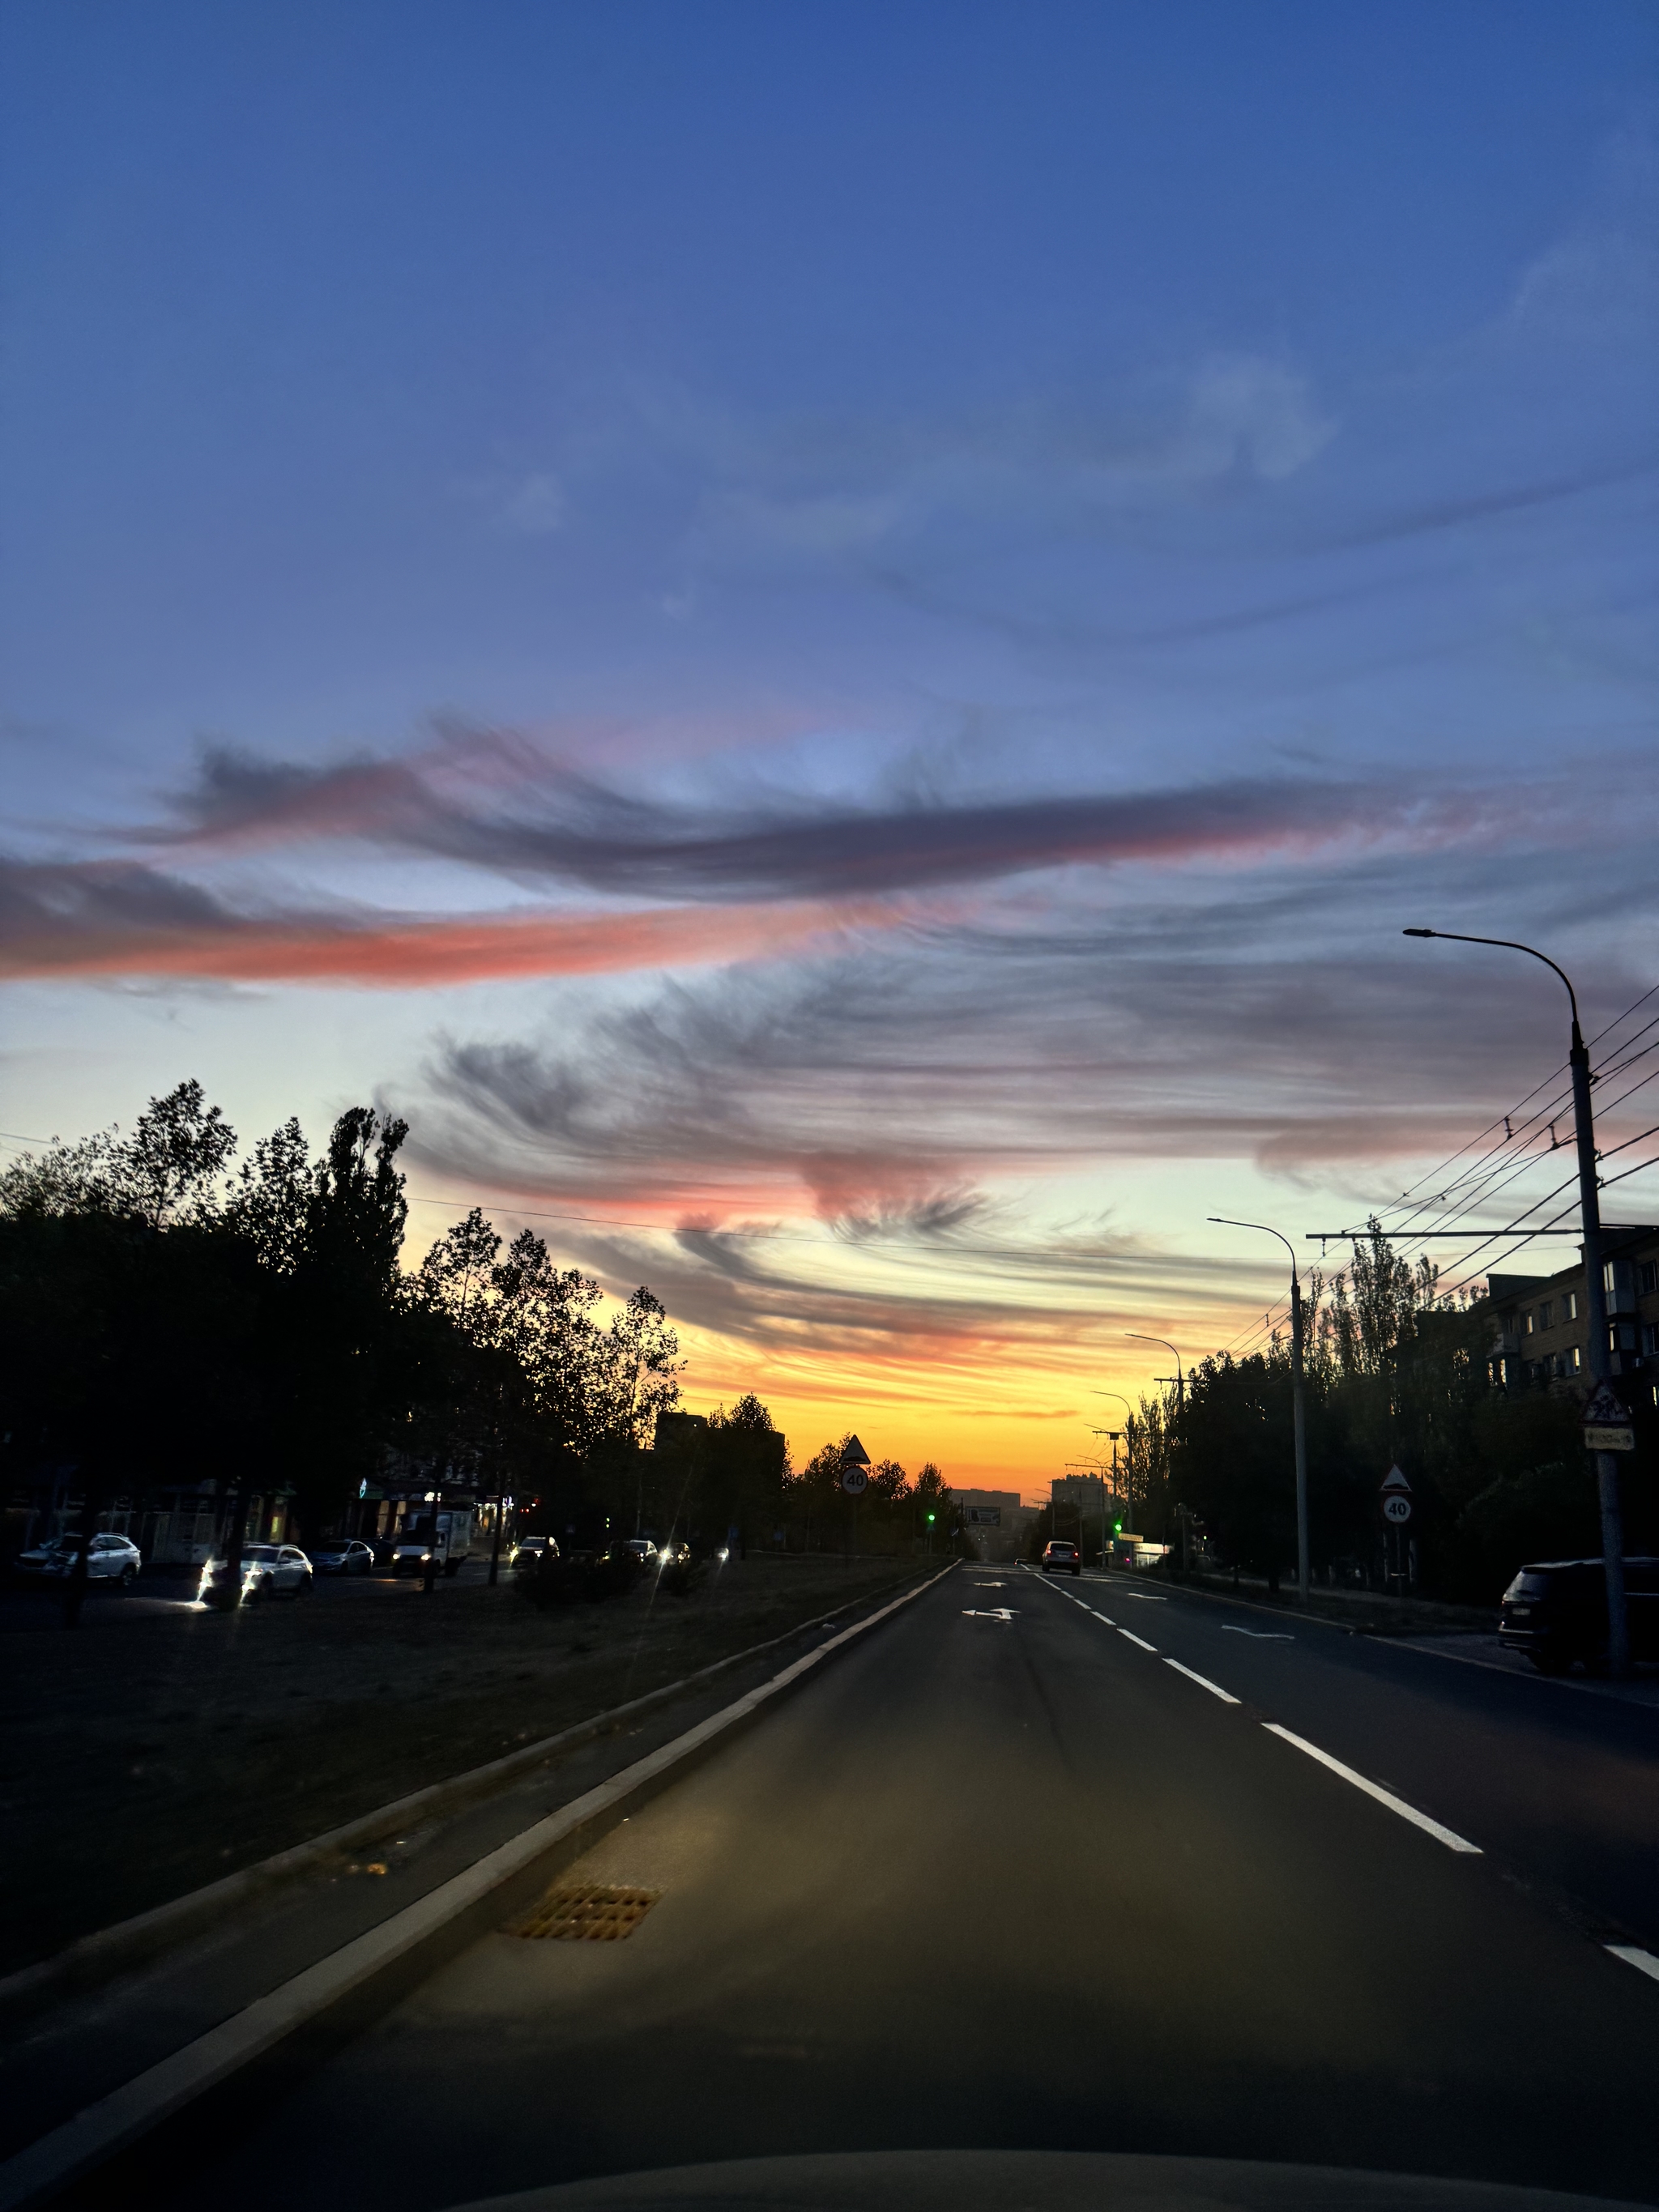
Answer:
[[14, 1532, 142, 1588], [198, 1544, 312, 1606]]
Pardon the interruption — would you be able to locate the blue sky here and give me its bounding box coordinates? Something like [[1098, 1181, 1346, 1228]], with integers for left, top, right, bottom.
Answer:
[[3, 2, 1657, 1486]]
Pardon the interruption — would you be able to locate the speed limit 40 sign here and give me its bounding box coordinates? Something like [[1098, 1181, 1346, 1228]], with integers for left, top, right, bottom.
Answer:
[[1382, 1494, 1412, 1524]]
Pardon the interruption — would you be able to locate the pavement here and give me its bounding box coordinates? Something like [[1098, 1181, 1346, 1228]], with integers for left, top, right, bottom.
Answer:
[[73, 1559, 1655, 2212]]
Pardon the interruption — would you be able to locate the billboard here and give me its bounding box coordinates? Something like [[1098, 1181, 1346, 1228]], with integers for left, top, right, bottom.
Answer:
[[964, 1506, 1001, 1526]]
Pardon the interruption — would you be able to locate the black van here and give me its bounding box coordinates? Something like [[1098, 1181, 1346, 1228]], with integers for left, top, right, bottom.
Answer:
[[1498, 1557, 1659, 1673]]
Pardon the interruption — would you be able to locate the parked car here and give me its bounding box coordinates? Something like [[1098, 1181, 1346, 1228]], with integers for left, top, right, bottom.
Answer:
[[13, 1532, 142, 1588], [198, 1544, 313, 1607], [1498, 1557, 1659, 1673], [1041, 1541, 1081, 1576], [308, 1539, 376, 1576]]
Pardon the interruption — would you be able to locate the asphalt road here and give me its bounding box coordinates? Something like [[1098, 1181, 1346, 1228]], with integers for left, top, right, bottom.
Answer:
[[155, 1564, 1659, 2210]]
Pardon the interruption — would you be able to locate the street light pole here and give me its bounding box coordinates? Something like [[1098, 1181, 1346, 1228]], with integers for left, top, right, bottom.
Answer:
[[1128, 1334, 1184, 1404], [1209, 1218, 1309, 1600], [1404, 928, 1629, 1675]]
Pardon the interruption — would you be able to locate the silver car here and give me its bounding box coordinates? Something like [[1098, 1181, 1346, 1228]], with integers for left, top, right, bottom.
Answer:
[[308, 1539, 376, 1576], [14, 1532, 142, 1588], [198, 1543, 313, 1606]]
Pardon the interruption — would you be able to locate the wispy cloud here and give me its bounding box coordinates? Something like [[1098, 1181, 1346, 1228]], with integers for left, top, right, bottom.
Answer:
[[0, 853, 859, 985]]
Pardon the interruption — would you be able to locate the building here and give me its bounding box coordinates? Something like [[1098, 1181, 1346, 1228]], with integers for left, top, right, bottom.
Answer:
[[1486, 1225, 1659, 1404]]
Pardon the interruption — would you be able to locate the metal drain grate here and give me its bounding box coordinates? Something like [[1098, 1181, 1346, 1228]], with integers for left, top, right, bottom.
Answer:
[[512, 1882, 661, 1941]]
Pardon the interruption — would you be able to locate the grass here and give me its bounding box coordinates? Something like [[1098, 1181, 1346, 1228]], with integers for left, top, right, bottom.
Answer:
[[0, 1553, 928, 1975]]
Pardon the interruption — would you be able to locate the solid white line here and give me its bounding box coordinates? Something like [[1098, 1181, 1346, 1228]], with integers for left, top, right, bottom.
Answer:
[[1163, 1657, 1239, 1704], [1117, 1629, 1158, 1652], [1606, 1944, 1659, 1985], [1261, 1723, 1481, 1854]]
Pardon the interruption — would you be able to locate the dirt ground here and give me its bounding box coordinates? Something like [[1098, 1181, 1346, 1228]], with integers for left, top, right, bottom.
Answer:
[[0, 1554, 926, 1975]]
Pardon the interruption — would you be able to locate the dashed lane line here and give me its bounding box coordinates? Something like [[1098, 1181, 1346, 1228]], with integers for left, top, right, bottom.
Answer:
[[1163, 1657, 1240, 1704], [1116, 1628, 1158, 1652], [1261, 1723, 1482, 1855]]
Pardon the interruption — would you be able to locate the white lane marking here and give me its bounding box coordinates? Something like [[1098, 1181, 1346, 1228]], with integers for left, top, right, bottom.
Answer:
[[1117, 1629, 1158, 1652], [1607, 1945, 1659, 1985], [1261, 1723, 1481, 1854], [1223, 1626, 1294, 1640], [1163, 1657, 1240, 1704], [1128, 1593, 1168, 1601], [1091, 1610, 1116, 1626], [962, 1609, 1017, 1621]]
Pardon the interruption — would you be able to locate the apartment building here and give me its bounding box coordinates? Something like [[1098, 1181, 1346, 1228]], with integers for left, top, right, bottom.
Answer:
[[1487, 1225, 1659, 1403]]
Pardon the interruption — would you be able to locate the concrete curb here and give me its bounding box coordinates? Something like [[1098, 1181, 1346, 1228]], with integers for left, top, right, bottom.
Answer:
[[0, 1562, 955, 2212], [0, 1568, 927, 2027]]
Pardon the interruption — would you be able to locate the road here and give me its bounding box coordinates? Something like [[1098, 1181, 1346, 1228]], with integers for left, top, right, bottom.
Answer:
[[151, 1563, 1659, 2210]]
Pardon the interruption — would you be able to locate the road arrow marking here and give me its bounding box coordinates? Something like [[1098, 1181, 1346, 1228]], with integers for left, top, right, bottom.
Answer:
[[962, 1609, 1018, 1622]]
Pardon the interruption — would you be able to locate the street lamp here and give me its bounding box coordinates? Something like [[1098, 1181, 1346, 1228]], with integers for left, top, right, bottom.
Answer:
[[1093, 1390, 1138, 1545], [1208, 1217, 1309, 1601], [1404, 927, 1629, 1674], [1127, 1334, 1184, 1403]]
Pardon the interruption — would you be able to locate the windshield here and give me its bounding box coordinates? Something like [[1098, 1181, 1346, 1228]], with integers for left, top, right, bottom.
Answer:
[[8, 11, 1659, 2208]]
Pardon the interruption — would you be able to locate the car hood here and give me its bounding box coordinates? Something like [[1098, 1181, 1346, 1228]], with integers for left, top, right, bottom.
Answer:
[[435, 2151, 1648, 2212]]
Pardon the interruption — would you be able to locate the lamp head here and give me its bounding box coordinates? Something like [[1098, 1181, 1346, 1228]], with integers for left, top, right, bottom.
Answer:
[[1401, 927, 1437, 938]]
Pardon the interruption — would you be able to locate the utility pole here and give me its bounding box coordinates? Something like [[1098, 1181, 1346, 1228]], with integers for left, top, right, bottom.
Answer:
[[1405, 929, 1628, 1674], [1209, 1219, 1309, 1601]]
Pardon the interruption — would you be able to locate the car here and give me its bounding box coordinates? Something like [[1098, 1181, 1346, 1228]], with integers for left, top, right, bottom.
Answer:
[[1498, 1556, 1659, 1673], [510, 1535, 559, 1574], [625, 1539, 658, 1568], [1041, 1541, 1081, 1576], [197, 1543, 313, 1607], [307, 1539, 376, 1576], [13, 1532, 142, 1588]]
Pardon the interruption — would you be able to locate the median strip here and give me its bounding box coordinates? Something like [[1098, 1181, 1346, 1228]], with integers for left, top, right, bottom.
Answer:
[[1261, 1723, 1481, 1855], [0, 1563, 954, 2212]]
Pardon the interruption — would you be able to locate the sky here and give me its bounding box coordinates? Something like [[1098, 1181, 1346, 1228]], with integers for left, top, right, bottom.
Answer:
[[3, 1, 1658, 1498]]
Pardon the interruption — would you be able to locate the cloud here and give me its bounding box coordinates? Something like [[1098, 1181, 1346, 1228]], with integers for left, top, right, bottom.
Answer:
[[1179, 358, 1337, 483], [0, 853, 859, 986], [144, 736, 1607, 909], [500, 471, 567, 535]]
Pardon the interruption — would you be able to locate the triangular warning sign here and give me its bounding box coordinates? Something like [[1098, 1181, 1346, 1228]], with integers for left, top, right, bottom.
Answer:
[[842, 1434, 872, 1465], [1380, 1464, 1411, 1494], [1580, 1382, 1627, 1426]]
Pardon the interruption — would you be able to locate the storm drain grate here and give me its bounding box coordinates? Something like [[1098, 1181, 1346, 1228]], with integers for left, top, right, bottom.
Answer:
[[512, 1882, 661, 1941]]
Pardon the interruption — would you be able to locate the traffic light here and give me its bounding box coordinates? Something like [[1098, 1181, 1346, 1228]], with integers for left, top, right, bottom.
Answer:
[[926, 1512, 936, 1524], [1113, 1519, 1123, 1534]]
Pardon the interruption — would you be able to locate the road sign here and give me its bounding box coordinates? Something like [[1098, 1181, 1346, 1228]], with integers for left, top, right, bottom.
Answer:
[[840, 1465, 868, 1496], [1581, 1381, 1636, 1452], [1380, 1464, 1411, 1494], [1382, 1494, 1412, 1525]]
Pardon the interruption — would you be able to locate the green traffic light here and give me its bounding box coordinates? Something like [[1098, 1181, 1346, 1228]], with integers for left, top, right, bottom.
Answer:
[[927, 1512, 936, 1523], [1113, 1519, 1123, 1533]]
